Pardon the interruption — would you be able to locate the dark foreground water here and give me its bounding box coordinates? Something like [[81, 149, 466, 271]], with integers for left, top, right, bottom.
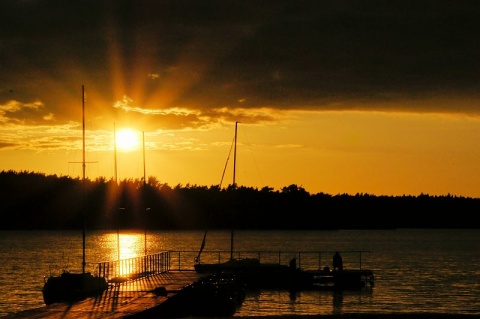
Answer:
[[0, 229, 478, 317]]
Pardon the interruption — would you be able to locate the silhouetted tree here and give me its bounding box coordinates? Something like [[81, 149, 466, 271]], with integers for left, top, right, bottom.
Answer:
[[0, 170, 479, 230]]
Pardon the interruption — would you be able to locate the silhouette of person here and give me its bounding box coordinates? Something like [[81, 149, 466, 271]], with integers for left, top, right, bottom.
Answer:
[[289, 257, 297, 270], [333, 252, 343, 271]]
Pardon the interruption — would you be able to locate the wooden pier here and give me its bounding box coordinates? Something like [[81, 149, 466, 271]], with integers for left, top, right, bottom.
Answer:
[[3, 271, 203, 319]]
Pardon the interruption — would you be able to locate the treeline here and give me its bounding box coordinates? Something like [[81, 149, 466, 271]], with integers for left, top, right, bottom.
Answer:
[[0, 170, 478, 230]]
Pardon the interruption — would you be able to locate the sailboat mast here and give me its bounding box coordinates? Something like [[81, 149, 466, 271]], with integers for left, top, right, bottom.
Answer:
[[230, 121, 239, 260], [81, 84, 86, 274], [114, 123, 118, 185], [142, 131, 147, 256], [113, 123, 121, 261], [82, 86, 86, 186], [233, 122, 238, 189]]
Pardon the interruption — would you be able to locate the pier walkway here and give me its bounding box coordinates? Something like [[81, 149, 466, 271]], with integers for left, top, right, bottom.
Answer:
[[3, 271, 202, 319]]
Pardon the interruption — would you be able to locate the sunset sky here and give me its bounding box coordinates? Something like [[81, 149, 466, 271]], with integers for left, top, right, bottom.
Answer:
[[1, 1, 480, 197]]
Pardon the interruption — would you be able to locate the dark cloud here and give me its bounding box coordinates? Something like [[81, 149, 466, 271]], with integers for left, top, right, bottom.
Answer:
[[1, 0, 480, 130]]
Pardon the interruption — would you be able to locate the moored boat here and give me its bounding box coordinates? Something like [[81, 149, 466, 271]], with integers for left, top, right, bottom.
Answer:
[[42, 271, 108, 305], [193, 122, 283, 277], [42, 85, 107, 305], [194, 249, 375, 291]]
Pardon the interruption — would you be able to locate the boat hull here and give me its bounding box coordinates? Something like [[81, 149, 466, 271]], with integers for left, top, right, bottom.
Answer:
[[194, 258, 313, 290], [42, 272, 108, 305], [194, 259, 374, 291]]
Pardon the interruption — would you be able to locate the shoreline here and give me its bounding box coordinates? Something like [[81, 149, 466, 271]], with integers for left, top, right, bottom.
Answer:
[[233, 314, 480, 318]]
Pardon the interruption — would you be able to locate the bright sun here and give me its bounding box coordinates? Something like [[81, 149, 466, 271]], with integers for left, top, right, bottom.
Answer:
[[116, 129, 139, 151]]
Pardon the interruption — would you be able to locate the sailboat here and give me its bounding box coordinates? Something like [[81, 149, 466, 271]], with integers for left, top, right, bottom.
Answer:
[[42, 85, 108, 305], [194, 122, 290, 276]]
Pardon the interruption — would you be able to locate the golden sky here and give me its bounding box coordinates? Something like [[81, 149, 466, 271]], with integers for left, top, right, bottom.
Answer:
[[1, 1, 480, 197]]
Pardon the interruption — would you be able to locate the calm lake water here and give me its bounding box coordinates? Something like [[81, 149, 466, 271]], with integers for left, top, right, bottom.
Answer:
[[0, 229, 478, 317]]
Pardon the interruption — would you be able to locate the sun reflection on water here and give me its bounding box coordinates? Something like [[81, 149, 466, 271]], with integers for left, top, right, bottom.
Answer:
[[102, 231, 148, 278], [118, 233, 144, 259]]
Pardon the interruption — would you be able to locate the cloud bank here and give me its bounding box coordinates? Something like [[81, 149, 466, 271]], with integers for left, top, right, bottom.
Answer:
[[1, 0, 480, 131]]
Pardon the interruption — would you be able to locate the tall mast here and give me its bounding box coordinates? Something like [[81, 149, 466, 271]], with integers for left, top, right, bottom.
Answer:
[[233, 122, 238, 189], [81, 84, 86, 274], [114, 123, 118, 185], [142, 131, 147, 256], [114, 123, 120, 261], [82, 85, 86, 186], [230, 121, 239, 260]]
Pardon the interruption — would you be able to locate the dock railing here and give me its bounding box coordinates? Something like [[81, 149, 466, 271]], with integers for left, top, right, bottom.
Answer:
[[167, 250, 371, 272], [92, 250, 370, 285], [95, 251, 171, 284]]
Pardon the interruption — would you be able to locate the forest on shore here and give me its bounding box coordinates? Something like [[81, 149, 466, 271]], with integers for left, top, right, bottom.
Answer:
[[1, 170, 478, 230]]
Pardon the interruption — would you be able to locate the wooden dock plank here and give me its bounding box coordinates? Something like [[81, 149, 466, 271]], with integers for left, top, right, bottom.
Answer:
[[3, 271, 203, 319]]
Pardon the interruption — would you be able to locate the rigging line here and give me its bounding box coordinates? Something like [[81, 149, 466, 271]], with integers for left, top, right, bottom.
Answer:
[[197, 123, 238, 264], [239, 125, 265, 187], [219, 135, 235, 188]]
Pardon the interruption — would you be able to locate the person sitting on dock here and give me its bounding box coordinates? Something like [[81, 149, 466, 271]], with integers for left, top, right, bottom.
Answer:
[[333, 252, 343, 271]]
